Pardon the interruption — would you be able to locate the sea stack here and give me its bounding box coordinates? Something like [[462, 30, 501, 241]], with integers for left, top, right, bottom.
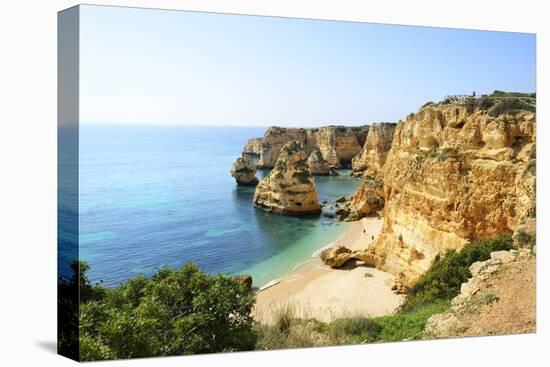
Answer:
[[307, 149, 337, 176], [253, 141, 321, 215], [230, 155, 259, 186]]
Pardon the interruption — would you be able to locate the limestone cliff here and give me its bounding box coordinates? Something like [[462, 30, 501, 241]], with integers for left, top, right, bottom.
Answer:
[[316, 126, 365, 167], [308, 149, 337, 176], [257, 126, 369, 168], [362, 104, 536, 285], [253, 141, 321, 215], [352, 123, 397, 178], [243, 137, 263, 157], [230, 155, 258, 186]]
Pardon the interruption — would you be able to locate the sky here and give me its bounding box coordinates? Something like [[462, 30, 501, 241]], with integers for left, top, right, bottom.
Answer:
[[79, 5, 536, 126]]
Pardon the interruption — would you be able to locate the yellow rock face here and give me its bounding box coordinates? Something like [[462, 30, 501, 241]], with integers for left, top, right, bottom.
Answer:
[[253, 141, 321, 215], [352, 122, 397, 178], [366, 104, 536, 285], [257, 126, 369, 168], [243, 137, 263, 157]]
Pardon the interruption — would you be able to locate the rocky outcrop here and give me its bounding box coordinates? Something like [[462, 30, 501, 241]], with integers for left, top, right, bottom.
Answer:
[[320, 245, 353, 268], [230, 155, 259, 186], [257, 126, 369, 168], [243, 137, 263, 157], [364, 104, 536, 286], [320, 245, 386, 269], [316, 126, 365, 168], [352, 123, 397, 178], [257, 127, 311, 168], [338, 178, 385, 221], [253, 141, 321, 215], [308, 149, 337, 176]]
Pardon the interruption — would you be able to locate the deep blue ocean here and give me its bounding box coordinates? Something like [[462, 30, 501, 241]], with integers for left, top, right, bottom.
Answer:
[[67, 125, 361, 287]]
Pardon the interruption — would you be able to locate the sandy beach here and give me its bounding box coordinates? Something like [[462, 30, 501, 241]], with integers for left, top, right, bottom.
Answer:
[[254, 217, 404, 324]]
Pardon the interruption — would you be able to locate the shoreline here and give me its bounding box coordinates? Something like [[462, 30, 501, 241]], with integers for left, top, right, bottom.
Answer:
[[253, 217, 405, 324]]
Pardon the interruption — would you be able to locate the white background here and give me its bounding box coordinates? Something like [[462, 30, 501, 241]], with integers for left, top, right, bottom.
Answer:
[[0, 0, 548, 366]]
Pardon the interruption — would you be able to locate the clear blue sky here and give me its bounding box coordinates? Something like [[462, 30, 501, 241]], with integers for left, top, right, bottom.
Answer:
[[80, 5, 536, 126]]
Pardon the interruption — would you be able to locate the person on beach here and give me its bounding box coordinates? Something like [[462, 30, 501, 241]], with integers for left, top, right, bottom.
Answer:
[[371, 235, 374, 241]]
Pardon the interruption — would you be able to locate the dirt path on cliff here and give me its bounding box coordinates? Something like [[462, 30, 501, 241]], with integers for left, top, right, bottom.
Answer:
[[429, 255, 536, 338], [458, 255, 536, 337]]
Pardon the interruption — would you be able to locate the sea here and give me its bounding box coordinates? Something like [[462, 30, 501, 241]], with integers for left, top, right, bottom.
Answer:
[[60, 125, 362, 288]]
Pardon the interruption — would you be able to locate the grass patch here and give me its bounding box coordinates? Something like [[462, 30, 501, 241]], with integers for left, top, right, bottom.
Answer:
[[359, 300, 450, 342]]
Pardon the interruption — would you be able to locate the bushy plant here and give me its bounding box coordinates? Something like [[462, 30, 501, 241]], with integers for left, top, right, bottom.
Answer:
[[77, 263, 256, 361], [476, 96, 494, 110], [488, 99, 535, 117], [401, 235, 513, 311]]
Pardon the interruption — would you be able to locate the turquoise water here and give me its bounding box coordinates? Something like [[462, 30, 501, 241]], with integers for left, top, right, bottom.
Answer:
[[75, 125, 361, 287]]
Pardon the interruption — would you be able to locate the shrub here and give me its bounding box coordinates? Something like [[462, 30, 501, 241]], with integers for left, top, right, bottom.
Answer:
[[463, 97, 476, 112], [77, 263, 257, 361], [421, 101, 435, 109], [477, 96, 494, 110], [293, 170, 311, 184], [327, 317, 382, 343], [488, 99, 535, 117], [401, 235, 513, 311]]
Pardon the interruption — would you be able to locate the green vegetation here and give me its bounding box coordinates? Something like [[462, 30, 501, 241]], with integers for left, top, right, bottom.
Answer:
[[76, 262, 256, 361], [513, 230, 536, 250], [421, 101, 435, 109], [364, 175, 383, 186], [488, 98, 536, 117], [283, 141, 303, 155], [293, 170, 311, 184], [236, 166, 254, 174], [255, 300, 450, 349], [476, 96, 495, 110], [256, 235, 514, 348], [490, 90, 535, 98], [401, 235, 513, 311], [64, 235, 518, 360]]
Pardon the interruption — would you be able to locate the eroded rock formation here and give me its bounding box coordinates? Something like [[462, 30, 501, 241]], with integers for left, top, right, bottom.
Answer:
[[243, 137, 263, 157], [308, 149, 337, 176], [253, 141, 321, 215], [230, 155, 259, 186], [255, 126, 369, 168], [320, 245, 386, 269], [362, 104, 536, 286], [338, 178, 385, 221], [352, 122, 397, 178]]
